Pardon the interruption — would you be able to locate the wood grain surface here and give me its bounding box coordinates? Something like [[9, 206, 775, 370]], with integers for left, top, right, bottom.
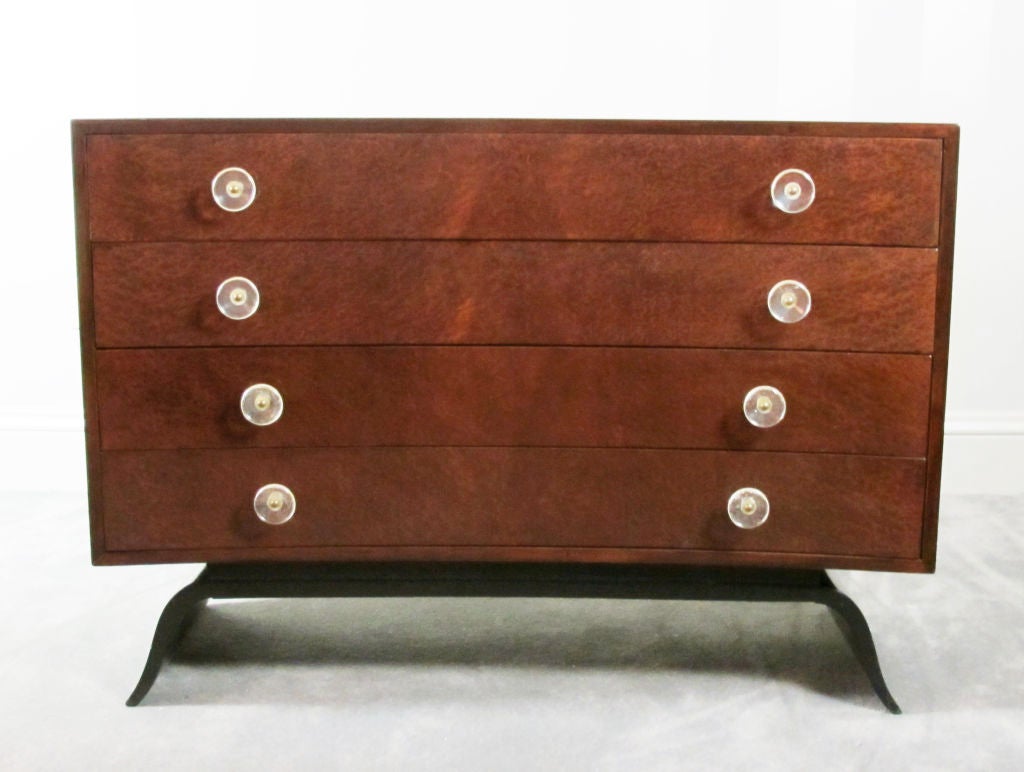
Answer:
[[93, 241, 938, 352], [72, 118, 959, 138], [95, 346, 932, 456], [85, 132, 942, 245], [72, 123, 106, 556], [99, 447, 925, 561], [72, 119, 958, 571], [920, 125, 959, 571]]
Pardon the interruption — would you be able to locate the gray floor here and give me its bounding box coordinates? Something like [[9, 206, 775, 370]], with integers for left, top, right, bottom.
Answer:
[[1, 493, 1021, 770]]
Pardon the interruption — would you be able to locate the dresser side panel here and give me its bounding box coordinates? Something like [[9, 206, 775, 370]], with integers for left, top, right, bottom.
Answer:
[[921, 125, 959, 571], [72, 123, 106, 562]]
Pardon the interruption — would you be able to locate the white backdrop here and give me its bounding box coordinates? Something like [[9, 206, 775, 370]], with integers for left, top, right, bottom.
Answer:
[[0, 0, 1019, 493]]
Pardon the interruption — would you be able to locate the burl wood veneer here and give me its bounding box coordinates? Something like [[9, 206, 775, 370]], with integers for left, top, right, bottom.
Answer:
[[73, 119, 958, 573]]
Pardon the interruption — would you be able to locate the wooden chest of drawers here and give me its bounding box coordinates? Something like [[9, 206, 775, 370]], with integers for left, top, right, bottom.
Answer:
[[73, 119, 958, 574]]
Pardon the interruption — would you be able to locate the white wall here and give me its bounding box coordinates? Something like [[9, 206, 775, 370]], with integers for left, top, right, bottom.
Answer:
[[0, 0, 1020, 493]]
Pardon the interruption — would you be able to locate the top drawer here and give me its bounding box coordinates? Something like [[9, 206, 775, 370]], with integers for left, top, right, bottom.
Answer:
[[84, 131, 942, 246]]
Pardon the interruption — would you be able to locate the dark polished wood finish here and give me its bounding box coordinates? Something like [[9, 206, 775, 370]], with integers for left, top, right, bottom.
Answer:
[[100, 447, 924, 561], [73, 123, 105, 555], [73, 118, 957, 573], [921, 127, 960, 570], [124, 563, 901, 710], [96, 346, 931, 457], [72, 118, 959, 138], [86, 132, 941, 246], [93, 241, 938, 352]]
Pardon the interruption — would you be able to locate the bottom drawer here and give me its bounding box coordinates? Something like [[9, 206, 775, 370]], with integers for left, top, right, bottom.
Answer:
[[98, 448, 925, 567]]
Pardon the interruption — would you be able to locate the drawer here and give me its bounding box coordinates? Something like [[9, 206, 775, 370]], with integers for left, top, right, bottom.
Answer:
[[93, 241, 938, 353], [95, 346, 932, 456], [85, 131, 942, 245], [99, 447, 925, 561]]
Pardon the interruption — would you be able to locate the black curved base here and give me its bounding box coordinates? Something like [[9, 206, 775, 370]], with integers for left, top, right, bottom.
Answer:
[[126, 563, 900, 713]]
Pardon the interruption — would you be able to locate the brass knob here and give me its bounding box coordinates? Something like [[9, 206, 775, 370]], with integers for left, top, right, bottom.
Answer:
[[767, 280, 812, 323], [744, 385, 786, 428], [216, 276, 260, 320], [240, 383, 283, 426], [727, 487, 770, 529], [254, 483, 295, 525], [211, 167, 257, 212], [771, 169, 815, 214]]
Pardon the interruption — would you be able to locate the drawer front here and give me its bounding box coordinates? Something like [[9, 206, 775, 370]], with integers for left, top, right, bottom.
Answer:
[[93, 241, 938, 353], [86, 132, 941, 245], [100, 447, 925, 560], [96, 347, 932, 456]]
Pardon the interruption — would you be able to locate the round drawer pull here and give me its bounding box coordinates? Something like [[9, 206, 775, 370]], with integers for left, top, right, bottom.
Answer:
[[767, 279, 812, 323], [212, 167, 257, 212], [254, 483, 296, 525], [240, 383, 283, 426], [743, 385, 786, 428], [770, 168, 815, 214], [216, 276, 260, 320], [727, 487, 770, 529]]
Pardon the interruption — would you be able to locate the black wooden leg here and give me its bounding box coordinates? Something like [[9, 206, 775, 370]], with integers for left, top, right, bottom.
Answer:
[[123, 563, 902, 712], [126, 571, 210, 707], [818, 576, 902, 714]]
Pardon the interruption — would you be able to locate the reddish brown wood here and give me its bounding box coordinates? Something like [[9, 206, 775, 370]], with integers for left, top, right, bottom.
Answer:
[[73, 119, 958, 572], [921, 126, 960, 571], [72, 118, 959, 139], [72, 123, 106, 562], [85, 132, 942, 246], [95, 346, 932, 457], [93, 241, 938, 353], [91, 543, 930, 573], [99, 447, 925, 561]]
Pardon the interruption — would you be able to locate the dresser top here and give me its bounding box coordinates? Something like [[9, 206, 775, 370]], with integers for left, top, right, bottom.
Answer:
[[71, 117, 958, 139]]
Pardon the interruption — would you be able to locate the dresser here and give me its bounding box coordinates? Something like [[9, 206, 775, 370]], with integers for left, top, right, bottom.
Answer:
[[72, 119, 958, 709]]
